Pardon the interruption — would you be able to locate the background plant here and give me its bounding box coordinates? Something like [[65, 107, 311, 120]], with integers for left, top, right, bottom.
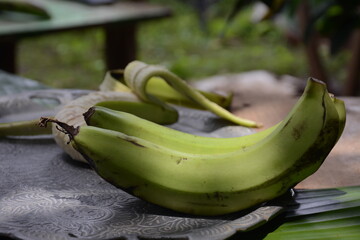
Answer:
[[18, 0, 352, 94], [220, 0, 359, 94]]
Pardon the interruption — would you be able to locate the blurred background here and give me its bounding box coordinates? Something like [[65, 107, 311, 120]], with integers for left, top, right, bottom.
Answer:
[[15, 0, 359, 94]]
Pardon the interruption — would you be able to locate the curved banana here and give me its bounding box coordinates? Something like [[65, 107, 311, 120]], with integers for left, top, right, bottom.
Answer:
[[99, 69, 233, 109], [146, 77, 234, 109], [0, 119, 52, 136], [123, 61, 261, 128], [94, 100, 178, 125], [49, 78, 342, 215], [83, 105, 277, 154], [83, 93, 345, 155]]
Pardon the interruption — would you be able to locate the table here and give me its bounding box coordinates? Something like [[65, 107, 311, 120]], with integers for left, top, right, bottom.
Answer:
[[0, 0, 172, 73]]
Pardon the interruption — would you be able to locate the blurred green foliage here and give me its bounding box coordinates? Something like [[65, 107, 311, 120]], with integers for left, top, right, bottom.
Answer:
[[140, 0, 306, 78], [19, 29, 105, 89], [18, 0, 347, 90]]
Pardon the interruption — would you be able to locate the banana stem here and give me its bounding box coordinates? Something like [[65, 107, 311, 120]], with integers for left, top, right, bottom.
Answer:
[[0, 119, 52, 136], [39, 117, 78, 141]]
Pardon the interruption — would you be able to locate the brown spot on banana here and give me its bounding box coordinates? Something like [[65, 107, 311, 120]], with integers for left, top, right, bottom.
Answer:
[[292, 122, 307, 140], [123, 137, 146, 148], [176, 157, 188, 165]]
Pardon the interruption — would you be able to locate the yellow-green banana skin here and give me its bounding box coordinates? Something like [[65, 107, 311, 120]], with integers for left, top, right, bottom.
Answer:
[[145, 77, 233, 110], [84, 105, 276, 154], [94, 100, 178, 125], [100, 70, 233, 110], [124, 61, 261, 128], [70, 78, 341, 216], [84, 95, 345, 155]]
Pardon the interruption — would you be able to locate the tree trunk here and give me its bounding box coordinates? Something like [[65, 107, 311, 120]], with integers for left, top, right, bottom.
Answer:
[[343, 29, 360, 96], [298, 1, 330, 90]]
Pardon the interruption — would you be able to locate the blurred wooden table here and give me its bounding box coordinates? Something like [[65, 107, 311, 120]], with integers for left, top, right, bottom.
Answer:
[[0, 0, 171, 73]]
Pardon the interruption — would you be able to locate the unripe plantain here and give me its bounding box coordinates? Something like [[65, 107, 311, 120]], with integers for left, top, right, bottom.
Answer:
[[83, 95, 345, 155], [83, 106, 277, 154]]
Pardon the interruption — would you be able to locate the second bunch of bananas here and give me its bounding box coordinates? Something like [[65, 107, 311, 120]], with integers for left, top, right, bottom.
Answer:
[[44, 77, 346, 216]]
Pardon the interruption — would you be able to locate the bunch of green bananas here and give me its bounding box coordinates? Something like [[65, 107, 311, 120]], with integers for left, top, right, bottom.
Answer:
[[43, 78, 345, 216], [1, 61, 256, 162]]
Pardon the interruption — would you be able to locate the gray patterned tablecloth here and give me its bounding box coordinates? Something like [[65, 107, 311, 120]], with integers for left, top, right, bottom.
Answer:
[[0, 71, 284, 240]]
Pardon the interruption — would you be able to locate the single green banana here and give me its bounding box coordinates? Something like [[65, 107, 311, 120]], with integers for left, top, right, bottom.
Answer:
[[0, 118, 52, 137], [83, 105, 277, 154], [2, 95, 344, 141], [94, 100, 178, 125], [123, 61, 261, 128], [48, 78, 342, 216], [0, 0, 51, 19], [99, 69, 233, 109], [83, 93, 345, 155]]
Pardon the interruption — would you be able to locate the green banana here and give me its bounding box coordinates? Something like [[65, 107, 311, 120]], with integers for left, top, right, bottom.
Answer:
[[146, 77, 234, 109], [0, 118, 52, 137], [123, 61, 261, 128], [94, 100, 178, 125], [47, 78, 342, 216], [83, 105, 277, 154], [99, 69, 233, 109], [83, 94, 345, 155]]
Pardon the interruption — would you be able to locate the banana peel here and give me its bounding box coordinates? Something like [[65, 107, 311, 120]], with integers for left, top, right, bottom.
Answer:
[[99, 68, 234, 110]]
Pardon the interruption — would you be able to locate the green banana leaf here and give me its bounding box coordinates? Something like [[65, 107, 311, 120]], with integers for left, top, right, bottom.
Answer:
[[0, 0, 51, 20], [232, 185, 360, 240]]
